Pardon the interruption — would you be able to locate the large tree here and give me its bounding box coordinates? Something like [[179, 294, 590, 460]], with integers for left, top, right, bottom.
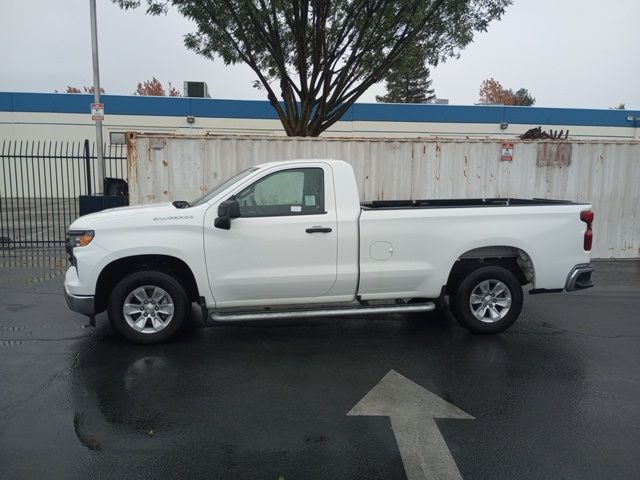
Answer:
[[478, 78, 534, 106], [116, 0, 511, 136], [376, 44, 436, 103]]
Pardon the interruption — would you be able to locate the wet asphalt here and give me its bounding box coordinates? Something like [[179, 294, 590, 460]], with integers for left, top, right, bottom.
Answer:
[[0, 255, 639, 480]]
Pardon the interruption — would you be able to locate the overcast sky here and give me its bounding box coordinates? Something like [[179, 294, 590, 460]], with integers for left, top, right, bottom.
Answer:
[[1, 0, 639, 109]]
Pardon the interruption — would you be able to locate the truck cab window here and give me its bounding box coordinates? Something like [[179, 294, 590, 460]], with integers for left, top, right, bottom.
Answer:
[[236, 168, 324, 217]]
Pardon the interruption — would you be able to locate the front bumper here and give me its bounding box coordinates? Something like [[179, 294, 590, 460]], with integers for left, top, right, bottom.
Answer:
[[64, 279, 95, 316], [565, 263, 595, 291]]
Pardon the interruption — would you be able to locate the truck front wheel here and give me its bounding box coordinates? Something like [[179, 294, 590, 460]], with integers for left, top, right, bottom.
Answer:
[[450, 265, 523, 334], [107, 270, 189, 344]]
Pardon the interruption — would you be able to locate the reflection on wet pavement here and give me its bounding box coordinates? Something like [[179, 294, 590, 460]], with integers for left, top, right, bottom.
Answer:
[[0, 247, 67, 284]]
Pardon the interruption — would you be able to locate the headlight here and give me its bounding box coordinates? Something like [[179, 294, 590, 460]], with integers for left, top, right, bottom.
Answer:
[[66, 230, 95, 248]]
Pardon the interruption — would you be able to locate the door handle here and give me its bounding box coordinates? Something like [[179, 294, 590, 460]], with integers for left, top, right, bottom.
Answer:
[[306, 226, 332, 233]]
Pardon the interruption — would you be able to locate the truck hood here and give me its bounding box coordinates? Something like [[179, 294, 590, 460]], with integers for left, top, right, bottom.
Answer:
[[69, 202, 184, 229]]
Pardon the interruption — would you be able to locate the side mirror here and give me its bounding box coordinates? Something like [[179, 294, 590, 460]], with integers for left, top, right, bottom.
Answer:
[[219, 198, 241, 218], [214, 198, 240, 230], [214, 216, 230, 230]]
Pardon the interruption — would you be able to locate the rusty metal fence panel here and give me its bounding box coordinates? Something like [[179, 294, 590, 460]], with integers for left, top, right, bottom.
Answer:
[[0, 140, 126, 247], [127, 134, 640, 259]]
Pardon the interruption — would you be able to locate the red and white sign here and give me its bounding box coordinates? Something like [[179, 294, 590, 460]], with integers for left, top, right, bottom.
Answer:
[[500, 141, 514, 161], [91, 102, 104, 121]]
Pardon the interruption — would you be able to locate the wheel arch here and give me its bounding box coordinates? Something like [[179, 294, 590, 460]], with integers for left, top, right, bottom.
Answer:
[[445, 245, 535, 294], [95, 254, 200, 313]]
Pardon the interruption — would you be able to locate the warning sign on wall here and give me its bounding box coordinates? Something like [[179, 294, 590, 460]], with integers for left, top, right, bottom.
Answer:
[[91, 103, 104, 121], [500, 141, 514, 161]]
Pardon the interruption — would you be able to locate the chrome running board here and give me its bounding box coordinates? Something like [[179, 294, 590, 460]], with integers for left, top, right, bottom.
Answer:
[[209, 302, 435, 322]]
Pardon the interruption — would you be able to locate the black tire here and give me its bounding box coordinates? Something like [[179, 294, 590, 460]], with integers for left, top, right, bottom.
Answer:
[[107, 270, 190, 344], [450, 265, 523, 334]]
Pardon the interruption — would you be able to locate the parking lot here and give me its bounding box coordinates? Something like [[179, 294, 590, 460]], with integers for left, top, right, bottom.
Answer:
[[1, 252, 639, 479]]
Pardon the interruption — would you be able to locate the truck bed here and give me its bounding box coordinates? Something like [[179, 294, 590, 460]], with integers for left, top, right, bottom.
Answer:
[[361, 198, 583, 210]]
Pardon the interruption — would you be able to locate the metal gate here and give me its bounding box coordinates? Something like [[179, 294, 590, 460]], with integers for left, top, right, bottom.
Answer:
[[0, 140, 126, 248]]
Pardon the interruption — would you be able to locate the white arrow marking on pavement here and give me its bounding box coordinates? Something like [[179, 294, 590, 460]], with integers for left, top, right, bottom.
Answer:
[[348, 369, 474, 480]]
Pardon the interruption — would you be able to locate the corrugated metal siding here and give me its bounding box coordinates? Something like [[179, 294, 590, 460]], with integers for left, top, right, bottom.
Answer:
[[128, 134, 640, 259]]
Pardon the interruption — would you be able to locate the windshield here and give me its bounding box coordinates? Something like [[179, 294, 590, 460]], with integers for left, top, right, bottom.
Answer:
[[190, 167, 259, 206]]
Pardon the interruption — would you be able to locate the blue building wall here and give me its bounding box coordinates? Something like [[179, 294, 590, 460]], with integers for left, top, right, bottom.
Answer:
[[1, 91, 638, 128]]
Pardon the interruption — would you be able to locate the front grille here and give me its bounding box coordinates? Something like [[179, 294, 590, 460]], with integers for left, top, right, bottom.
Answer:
[[65, 236, 76, 267]]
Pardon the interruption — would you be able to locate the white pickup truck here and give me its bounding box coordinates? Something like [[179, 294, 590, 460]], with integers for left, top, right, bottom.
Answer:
[[64, 159, 595, 343]]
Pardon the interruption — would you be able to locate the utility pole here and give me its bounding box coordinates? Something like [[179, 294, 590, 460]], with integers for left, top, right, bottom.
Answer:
[[89, 0, 105, 194]]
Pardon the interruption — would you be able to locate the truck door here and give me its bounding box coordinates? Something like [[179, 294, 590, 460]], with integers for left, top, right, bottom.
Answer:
[[204, 163, 338, 307]]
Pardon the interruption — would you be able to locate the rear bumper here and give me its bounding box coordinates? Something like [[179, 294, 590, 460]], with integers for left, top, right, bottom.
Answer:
[[64, 279, 95, 316], [565, 263, 595, 292]]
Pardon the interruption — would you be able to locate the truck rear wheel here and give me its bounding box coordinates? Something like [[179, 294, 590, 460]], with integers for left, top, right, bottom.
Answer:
[[450, 265, 523, 333], [107, 270, 189, 344]]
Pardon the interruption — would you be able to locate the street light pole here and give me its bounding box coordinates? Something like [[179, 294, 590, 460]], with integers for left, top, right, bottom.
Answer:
[[89, 0, 105, 194]]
